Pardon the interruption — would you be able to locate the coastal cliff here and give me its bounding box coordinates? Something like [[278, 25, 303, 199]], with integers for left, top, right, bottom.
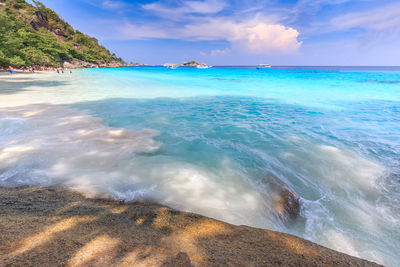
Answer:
[[0, 0, 124, 67], [0, 186, 381, 266]]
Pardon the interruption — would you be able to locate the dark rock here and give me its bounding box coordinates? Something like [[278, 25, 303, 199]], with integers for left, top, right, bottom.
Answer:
[[53, 28, 65, 36], [271, 183, 300, 220], [30, 14, 50, 31], [35, 11, 44, 20], [98, 62, 125, 68], [262, 173, 300, 221]]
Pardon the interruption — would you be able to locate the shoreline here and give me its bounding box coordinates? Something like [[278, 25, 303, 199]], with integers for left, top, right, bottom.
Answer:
[[0, 186, 381, 266]]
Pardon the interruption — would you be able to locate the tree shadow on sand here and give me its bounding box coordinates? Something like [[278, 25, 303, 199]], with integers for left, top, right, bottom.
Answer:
[[0, 187, 380, 266], [0, 76, 69, 95]]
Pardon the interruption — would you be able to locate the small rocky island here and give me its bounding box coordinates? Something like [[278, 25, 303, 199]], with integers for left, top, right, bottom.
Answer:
[[181, 61, 202, 67]]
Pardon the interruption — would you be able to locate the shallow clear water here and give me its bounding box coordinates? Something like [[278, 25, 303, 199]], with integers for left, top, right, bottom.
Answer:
[[1, 67, 399, 266]]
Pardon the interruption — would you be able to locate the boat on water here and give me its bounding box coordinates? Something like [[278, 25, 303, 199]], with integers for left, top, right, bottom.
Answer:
[[164, 63, 179, 69], [196, 64, 212, 69], [256, 64, 271, 69]]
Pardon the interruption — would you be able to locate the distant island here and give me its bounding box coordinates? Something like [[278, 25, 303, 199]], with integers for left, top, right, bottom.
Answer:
[[0, 0, 125, 68], [127, 62, 149, 67], [181, 61, 201, 67], [162, 61, 212, 69]]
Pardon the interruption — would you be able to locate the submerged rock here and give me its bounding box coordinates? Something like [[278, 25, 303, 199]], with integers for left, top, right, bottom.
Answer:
[[271, 183, 300, 220], [262, 174, 301, 222]]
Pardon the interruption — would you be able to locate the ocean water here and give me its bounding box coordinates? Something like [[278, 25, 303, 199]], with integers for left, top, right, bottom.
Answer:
[[1, 66, 399, 265]]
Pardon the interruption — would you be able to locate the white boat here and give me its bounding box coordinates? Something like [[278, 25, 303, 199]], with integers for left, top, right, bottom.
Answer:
[[164, 63, 179, 69], [256, 64, 271, 69], [196, 64, 212, 69]]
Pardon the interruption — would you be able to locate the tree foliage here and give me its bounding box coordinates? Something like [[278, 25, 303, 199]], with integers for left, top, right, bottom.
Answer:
[[0, 0, 124, 66]]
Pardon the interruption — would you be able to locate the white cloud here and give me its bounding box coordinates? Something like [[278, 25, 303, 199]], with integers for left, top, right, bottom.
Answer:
[[102, 1, 125, 9], [92, 0, 301, 55], [210, 48, 231, 56], [120, 16, 302, 55], [247, 24, 301, 54], [84, 0, 129, 10], [285, 0, 351, 25], [142, 0, 228, 16], [331, 2, 400, 32], [187, 18, 301, 54]]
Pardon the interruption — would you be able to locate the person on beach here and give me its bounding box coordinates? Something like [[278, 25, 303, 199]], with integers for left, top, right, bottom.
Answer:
[[8, 66, 14, 74]]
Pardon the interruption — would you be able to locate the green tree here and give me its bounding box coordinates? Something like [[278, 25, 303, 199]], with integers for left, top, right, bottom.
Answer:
[[0, 0, 125, 67]]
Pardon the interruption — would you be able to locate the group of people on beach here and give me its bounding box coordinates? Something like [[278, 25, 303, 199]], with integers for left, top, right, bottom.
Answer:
[[3, 65, 73, 74]]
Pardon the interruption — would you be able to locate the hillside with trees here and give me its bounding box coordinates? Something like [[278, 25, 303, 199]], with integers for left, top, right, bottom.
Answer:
[[0, 0, 125, 67]]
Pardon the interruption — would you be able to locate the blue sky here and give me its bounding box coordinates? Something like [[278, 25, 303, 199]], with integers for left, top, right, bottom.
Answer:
[[34, 0, 400, 65]]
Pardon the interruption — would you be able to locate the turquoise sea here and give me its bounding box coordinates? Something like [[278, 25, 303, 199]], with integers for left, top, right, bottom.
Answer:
[[1, 66, 399, 266]]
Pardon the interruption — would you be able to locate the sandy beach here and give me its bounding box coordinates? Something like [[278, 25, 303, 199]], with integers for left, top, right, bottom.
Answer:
[[0, 186, 382, 266]]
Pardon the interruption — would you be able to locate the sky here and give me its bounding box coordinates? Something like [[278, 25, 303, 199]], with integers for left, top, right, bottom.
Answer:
[[33, 0, 400, 65]]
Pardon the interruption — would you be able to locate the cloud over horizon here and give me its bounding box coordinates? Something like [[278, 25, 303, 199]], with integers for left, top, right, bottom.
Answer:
[[118, 0, 302, 55]]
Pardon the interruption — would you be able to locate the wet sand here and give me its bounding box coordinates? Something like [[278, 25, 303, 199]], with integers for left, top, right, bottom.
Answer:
[[0, 186, 381, 266]]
